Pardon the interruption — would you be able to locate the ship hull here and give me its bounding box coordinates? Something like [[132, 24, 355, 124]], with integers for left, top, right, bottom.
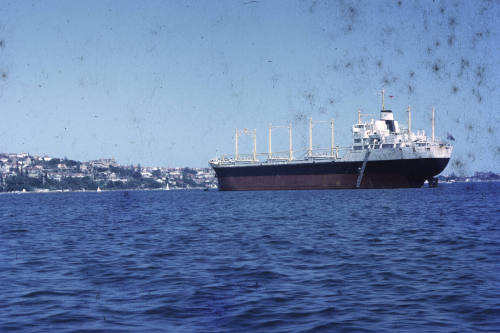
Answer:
[[212, 158, 450, 191]]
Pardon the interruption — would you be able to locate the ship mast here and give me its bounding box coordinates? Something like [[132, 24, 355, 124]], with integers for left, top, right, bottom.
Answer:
[[308, 118, 313, 158], [252, 129, 256, 161], [407, 105, 412, 135], [330, 119, 335, 158], [432, 106, 435, 142], [381, 88, 385, 110], [235, 128, 257, 161], [235, 128, 239, 160], [268, 124, 272, 159], [268, 124, 293, 161]]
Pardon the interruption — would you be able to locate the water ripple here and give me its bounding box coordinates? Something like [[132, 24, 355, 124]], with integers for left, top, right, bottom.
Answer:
[[0, 183, 499, 332]]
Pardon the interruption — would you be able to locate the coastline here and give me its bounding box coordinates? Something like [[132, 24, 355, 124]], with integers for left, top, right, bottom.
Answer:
[[2, 179, 499, 195], [0, 186, 217, 195]]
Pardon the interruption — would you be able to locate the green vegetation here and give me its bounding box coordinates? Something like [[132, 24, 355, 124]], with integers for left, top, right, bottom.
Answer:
[[0, 153, 215, 192]]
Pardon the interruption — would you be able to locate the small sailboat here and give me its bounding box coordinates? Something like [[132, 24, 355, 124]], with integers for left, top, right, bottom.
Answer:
[[97, 186, 102, 192], [165, 183, 170, 191]]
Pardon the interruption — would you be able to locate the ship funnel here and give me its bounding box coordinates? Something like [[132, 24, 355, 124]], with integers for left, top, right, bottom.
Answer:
[[380, 110, 394, 121], [380, 88, 394, 120]]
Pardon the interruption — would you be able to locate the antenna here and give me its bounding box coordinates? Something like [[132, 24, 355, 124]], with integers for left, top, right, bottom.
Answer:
[[357, 110, 374, 122]]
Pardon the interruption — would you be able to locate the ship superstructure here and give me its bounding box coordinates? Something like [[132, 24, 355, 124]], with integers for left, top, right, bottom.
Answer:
[[210, 91, 452, 190]]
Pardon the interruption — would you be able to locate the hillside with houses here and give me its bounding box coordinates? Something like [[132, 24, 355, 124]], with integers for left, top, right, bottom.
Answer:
[[0, 153, 217, 192]]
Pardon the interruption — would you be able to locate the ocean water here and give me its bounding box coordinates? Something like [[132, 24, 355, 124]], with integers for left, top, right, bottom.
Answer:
[[1, 182, 499, 332]]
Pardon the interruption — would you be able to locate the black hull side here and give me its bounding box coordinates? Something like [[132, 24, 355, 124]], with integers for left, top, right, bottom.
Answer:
[[213, 158, 450, 191]]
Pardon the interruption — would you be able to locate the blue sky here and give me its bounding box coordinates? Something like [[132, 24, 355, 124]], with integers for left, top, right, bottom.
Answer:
[[0, 0, 498, 174]]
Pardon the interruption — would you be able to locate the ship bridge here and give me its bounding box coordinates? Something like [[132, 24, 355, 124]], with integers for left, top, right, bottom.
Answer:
[[352, 108, 404, 151], [345, 93, 452, 165], [351, 104, 444, 152]]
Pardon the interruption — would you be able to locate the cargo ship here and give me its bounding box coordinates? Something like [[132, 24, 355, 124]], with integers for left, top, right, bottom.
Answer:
[[209, 91, 452, 190]]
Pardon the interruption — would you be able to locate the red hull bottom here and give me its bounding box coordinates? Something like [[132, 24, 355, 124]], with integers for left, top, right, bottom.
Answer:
[[217, 173, 426, 191]]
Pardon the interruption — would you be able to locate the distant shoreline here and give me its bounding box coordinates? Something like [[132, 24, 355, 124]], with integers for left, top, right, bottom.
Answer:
[[0, 187, 215, 195], [2, 180, 499, 195]]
